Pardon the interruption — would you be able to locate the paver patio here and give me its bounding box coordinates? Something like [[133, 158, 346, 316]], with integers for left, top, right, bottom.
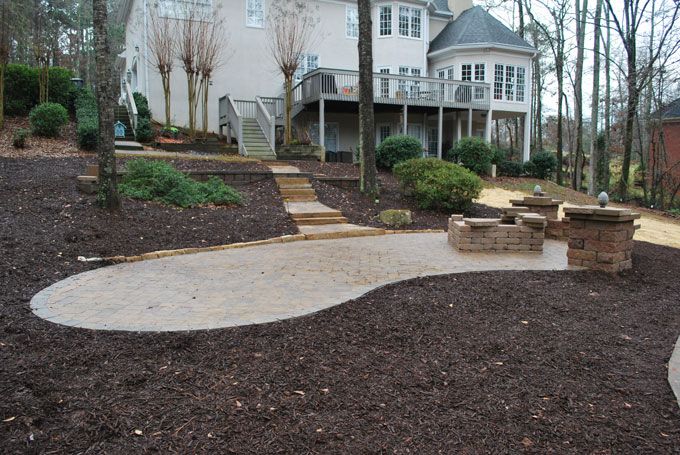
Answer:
[[31, 233, 571, 332]]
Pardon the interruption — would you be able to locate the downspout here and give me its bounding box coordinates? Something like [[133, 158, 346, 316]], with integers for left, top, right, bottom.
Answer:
[[423, 7, 429, 76], [143, 0, 149, 99]]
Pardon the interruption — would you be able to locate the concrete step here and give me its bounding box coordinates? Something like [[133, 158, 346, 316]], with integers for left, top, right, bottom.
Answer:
[[290, 210, 343, 220], [278, 183, 312, 190], [276, 177, 310, 186], [280, 188, 315, 196], [295, 216, 349, 226], [115, 140, 144, 151]]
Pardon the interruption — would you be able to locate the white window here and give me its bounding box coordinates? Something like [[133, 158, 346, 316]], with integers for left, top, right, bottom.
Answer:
[[516, 66, 526, 102], [294, 53, 319, 82], [461, 64, 472, 81], [346, 6, 359, 38], [398, 6, 421, 38], [474, 63, 485, 100], [378, 67, 391, 98], [378, 124, 391, 144], [437, 66, 454, 80], [159, 0, 212, 19], [246, 0, 264, 28], [379, 5, 392, 36], [427, 127, 438, 157], [494, 64, 504, 100], [505, 65, 515, 101], [398, 66, 421, 97]]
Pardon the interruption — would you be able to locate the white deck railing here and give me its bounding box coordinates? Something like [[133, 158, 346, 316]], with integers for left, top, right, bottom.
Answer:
[[123, 80, 138, 135], [293, 68, 491, 110], [218, 94, 246, 156], [260, 96, 284, 118], [255, 96, 276, 150], [234, 100, 257, 119]]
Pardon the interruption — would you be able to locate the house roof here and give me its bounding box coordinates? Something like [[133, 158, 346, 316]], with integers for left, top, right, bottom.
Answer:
[[661, 98, 680, 120], [429, 6, 536, 54], [432, 0, 452, 14]]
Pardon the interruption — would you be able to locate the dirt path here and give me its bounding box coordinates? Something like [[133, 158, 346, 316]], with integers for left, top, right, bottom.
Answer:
[[479, 187, 680, 249]]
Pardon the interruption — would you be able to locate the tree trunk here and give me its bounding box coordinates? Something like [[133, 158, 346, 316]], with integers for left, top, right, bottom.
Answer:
[[600, 5, 611, 192], [573, 0, 588, 191], [0, 63, 5, 129], [163, 72, 171, 126], [93, 0, 121, 210], [357, 0, 377, 195], [588, 0, 603, 195], [619, 59, 638, 198], [284, 75, 292, 145], [202, 76, 209, 139], [556, 68, 564, 185]]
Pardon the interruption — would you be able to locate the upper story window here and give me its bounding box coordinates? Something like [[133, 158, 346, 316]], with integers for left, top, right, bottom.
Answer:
[[346, 6, 359, 38], [294, 53, 319, 82], [159, 0, 212, 19], [494, 63, 526, 102], [437, 66, 454, 80], [461, 64, 472, 81], [398, 6, 421, 39], [379, 5, 392, 36], [246, 0, 264, 28]]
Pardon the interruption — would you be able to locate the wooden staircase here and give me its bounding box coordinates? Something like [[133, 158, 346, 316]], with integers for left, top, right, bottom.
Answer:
[[114, 105, 135, 141], [242, 118, 277, 160]]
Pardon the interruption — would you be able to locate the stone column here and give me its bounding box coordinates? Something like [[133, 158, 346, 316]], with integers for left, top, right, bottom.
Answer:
[[563, 206, 640, 273]]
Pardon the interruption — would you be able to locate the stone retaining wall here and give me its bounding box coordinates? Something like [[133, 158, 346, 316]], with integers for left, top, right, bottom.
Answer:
[[546, 218, 570, 240], [316, 176, 360, 189], [448, 214, 546, 252]]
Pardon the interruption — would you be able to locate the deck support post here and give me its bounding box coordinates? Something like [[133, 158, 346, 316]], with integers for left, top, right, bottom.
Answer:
[[319, 98, 325, 149], [523, 111, 531, 162], [437, 106, 443, 159], [467, 108, 473, 137], [456, 113, 461, 143], [485, 109, 493, 143], [403, 104, 408, 135]]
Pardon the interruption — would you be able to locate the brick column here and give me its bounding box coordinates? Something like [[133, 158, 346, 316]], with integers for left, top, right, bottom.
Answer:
[[564, 206, 640, 273], [510, 196, 563, 219]]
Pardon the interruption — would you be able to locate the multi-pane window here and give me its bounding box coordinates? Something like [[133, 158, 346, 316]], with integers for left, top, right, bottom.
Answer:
[[294, 54, 319, 82], [398, 66, 421, 97], [379, 125, 391, 144], [159, 0, 212, 19], [494, 64, 504, 100], [505, 65, 515, 101], [246, 0, 264, 27], [379, 5, 392, 36], [474, 63, 486, 100], [398, 6, 421, 38], [379, 68, 391, 97], [516, 66, 526, 102], [346, 6, 359, 38], [461, 64, 472, 81], [437, 67, 454, 80], [428, 128, 438, 157]]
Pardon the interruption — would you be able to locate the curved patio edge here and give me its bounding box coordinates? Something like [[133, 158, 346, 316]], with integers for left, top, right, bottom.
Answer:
[[669, 336, 680, 408]]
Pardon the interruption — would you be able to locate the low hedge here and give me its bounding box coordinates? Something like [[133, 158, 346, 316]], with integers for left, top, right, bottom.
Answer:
[[119, 159, 243, 208], [3, 64, 75, 116], [498, 160, 523, 177], [132, 92, 153, 142], [394, 158, 482, 213], [29, 102, 68, 137], [376, 135, 423, 169], [75, 89, 99, 151]]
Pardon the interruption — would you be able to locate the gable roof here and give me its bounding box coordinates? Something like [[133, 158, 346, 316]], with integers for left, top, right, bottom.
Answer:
[[432, 0, 452, 14], [661, 98, 680, 120], [429, 6, 536, 54]]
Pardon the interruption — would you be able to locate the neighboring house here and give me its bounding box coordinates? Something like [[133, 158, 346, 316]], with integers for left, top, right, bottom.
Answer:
[[117, 0, 537, 161], [650, 98, 680, 183]]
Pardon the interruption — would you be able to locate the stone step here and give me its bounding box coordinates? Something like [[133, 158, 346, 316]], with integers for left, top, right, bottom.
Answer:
[[290, 210, 343, 220], [278, 183, 312, 190], [276, 177, 310, 186], [295, 216, 349, 226], [281, 195, 317, 202], [280, 188, 315, 196]]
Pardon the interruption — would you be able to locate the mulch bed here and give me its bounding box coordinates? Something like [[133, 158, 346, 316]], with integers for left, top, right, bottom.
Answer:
[[287, 160, 360, 178], [2, 157, 680, 453], [312, 171, 501, 230]]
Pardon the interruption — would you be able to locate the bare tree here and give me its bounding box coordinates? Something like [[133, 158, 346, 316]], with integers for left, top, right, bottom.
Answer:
[[148, 7, 175, 127], [33, 0, 50, 104], [93, 0, 120, 210], [597, 4, 612, 192], [197, 11, 227, 139], [358, 0, 377, 195], [0, 0, 12, 129], [267, 0, 318, 145], [176, 7, 202, 139], [605, 0, 680, 199], [588, 0, 603, 195]]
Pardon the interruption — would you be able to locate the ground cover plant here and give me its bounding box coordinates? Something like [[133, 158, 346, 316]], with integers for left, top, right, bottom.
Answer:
[[1, 155, 679, 452], [119, 158, 243, 208]]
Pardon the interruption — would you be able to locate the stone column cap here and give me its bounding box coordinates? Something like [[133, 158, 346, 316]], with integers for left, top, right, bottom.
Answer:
[[502, 206, 531, 215], [463, 218, 500, 227], [511, 196, 563, 206], [564, 205, 641, 220]]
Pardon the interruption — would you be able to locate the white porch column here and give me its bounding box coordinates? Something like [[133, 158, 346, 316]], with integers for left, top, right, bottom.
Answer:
[[437, 106, 443, 159], [403, 104, 408, 134], [523, 111, 531, 162], [485, 109, 493, 143], [467, 108, 473, 137], [319, 98, 325, 149], [456, 113, 462, 142]]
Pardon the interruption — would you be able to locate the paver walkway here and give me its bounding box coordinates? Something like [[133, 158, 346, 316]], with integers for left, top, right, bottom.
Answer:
[[31, 234, 571, 332]]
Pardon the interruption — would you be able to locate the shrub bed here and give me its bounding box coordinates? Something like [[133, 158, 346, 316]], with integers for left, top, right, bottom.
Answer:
[[2, 64, 75, 116], [524, 151, 558, 180], [75, 89, 99, 151], [119, 159, 243, 208], [393, 158, 482, 213], [376, 135, 423, 169], [498, 160, 523, 177], [132, 92, 154, 142], [29, 102, 68, 137], [12, 128, 30, 148], [447, 137, 493, 176]]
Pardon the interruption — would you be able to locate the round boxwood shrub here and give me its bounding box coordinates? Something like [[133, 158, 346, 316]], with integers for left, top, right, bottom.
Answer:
[[526, 151, 558, 179], [447, 137, 493, 176], [394, 158, 483, 213], [490, 146, 507, 165], [376, 135, 423, 169], [29, 102, 68, 137], [498, 160, 523, 177], [135, 117, 154, 142]]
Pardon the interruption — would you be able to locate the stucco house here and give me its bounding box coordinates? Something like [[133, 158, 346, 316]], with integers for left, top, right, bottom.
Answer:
[[117, 0, 537, 161]]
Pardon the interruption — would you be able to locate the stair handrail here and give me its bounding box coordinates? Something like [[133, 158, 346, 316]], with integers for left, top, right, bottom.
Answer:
[[255, 96, 276, 151], [225, 94, 246, 156], [123, 80, 138, 136]]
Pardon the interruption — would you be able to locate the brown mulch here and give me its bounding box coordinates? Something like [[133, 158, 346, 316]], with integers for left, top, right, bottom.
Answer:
[[1, 155, 680, 452], [0, 117, 87, 158], [312, 170, 501, 230], [287, 160, 360, 178]]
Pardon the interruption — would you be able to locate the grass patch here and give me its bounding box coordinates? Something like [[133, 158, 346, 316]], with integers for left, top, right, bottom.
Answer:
[[119, 159, 243, 208]]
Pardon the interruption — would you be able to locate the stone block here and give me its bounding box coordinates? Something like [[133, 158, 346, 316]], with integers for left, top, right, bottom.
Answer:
[[596, 251, 627, 264], [379, 209, 412, 227], [568, 239, 584, 249], [567, 249, 597, 261], [598, 230, 630, 242], [496, 237, 521, 245], [464, 218, 500, 227], [570, 228, 600, 240], [584, 239, 633, 254]]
